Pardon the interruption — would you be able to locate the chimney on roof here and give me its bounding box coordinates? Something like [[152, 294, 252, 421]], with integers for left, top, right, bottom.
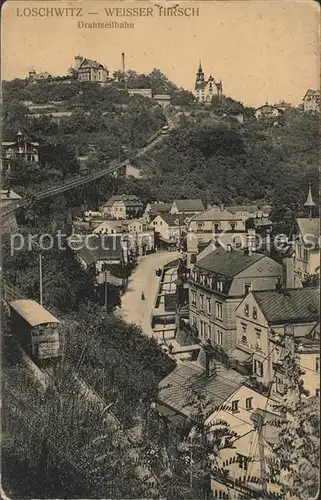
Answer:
[[275, 275, 283, 292]]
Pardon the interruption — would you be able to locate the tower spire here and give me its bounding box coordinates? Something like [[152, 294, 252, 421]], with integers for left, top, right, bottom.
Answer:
[[304, 184, 316, 218]]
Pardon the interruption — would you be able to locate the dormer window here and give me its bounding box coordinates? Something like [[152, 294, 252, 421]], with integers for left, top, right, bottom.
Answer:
[[244, 304, 249, 317]]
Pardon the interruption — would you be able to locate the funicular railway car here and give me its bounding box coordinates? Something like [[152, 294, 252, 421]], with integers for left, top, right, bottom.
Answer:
[[9, 300, 61, 361]]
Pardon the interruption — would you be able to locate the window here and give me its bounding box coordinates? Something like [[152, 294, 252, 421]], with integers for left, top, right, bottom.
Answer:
[[230, 222, 236, 231], [204, 323, 208, 338], [253, 307, 258, 320], [214, 223, 221, 232], [254, 359, 263, 377], [207, 298, 211, 314], [216, 302, 223, 319], [231, 400, 239, 413], [244, 283, 252, 295], [192, 316, 198, 329], [197, 223, 204, 230], [246, 397, 253, 410], [244, 304, 249, 317], [255, 329, 261, 350], [216, 281, 223, 292], [191, 291, 197, 306], [200, 294, 204, 311], [316, 357, 319, 373], [217, 330, 223, 345]]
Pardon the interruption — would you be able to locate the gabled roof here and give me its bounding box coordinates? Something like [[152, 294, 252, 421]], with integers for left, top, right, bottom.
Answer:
[[195, 247, 265, 277], [158, 362, 243, 419], [190, 206, 236, 222], [303, 89, 320, 100], [147, 202, 172, 214], [71, 235, 124, 264], [255, 104, 284, 113], [252, 288, 320, 325], [295, 218, 320, 243], [103, 194, 143, 208], [79, 58, 105, 70], [152, 213, 187, 226], [172, 199, 205, 212], [10, 300, 60, 327]]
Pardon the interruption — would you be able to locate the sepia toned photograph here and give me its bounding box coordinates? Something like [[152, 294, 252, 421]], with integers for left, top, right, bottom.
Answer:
[[1, 0, 320, 498]]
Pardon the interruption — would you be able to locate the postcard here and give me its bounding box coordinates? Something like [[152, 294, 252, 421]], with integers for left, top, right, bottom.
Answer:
[[1, 1, 320, 498]]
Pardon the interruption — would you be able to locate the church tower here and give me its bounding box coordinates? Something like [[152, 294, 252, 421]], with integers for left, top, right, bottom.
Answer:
[[194, 61, 206, 102]]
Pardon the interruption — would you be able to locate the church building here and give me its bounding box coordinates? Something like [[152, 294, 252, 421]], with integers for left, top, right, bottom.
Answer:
[[194, 62, 223, 103]]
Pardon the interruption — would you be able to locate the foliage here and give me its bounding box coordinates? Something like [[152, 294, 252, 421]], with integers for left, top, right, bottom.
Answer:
[[63, 302, 176, 424], [2, 233, 95, 313], [270, 348, 320, 500]]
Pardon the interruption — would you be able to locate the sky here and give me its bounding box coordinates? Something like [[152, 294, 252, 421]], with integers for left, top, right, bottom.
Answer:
[[1, 0, 320, 107]]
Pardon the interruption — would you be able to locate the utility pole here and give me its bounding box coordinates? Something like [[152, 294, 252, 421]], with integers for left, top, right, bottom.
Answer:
[[39, 252, 43, 305], [104, 270, 108, 313]]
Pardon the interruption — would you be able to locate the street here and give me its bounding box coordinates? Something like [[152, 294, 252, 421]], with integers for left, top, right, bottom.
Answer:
[[117, 250, 180, 336]]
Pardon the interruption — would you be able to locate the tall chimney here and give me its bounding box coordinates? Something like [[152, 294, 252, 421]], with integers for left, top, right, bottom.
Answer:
[[121, 52, 127, 89]]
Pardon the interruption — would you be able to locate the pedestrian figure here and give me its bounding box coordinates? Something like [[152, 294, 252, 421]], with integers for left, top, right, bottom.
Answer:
[[141, 291, 145, 300]]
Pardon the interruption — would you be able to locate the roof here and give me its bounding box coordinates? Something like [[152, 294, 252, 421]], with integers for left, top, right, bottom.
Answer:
[[158, 362, 242, 418], [252, 288, 320, 325], [155, 213, 187, 226], [103, 194, 143, 208], [93, 220, 123, 233], [250, 217, 273, 229], [173, 199, 205, 212], [230, 348, 253, 363], [9, 300, 60, 327], [255, 105, 284, 113], [226, 205, 272, 215], [191, 207, 237, 222], [79, 58, 105, 70], [0, 189, 21, 200], [303, 89, 320, 100], [71, 235, 124, 265], [195, 247, 265, 277], [295, 218, 320, 247], [147, 202, 172, 214]]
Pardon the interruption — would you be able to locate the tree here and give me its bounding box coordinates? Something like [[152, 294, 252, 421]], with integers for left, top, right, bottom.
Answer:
[[270, 345, 320, 500]]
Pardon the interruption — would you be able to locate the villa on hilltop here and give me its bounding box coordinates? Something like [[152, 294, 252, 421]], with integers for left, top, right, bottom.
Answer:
[[70, 55, 110, 83], [194, 61, 223, 103]]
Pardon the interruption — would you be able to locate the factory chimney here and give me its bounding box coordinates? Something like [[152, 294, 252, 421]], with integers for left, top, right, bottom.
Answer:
[[121, 52, 127, 89]]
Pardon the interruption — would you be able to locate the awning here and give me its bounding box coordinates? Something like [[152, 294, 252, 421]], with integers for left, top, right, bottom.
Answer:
[[230, 348, 253, 363]]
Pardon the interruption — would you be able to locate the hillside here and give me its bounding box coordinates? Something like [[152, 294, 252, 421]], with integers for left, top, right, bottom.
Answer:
[[120, 106, 319, 217]]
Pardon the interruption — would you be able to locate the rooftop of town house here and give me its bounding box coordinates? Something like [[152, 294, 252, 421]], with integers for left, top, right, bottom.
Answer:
[[303, 89, 320, 100], [295, 218, 320, 247], [147, 202, 172, 214], [195, 246, 266, 277], [255, 104, 284, 112], [190, 206, 238, 222], [70, 234, 124, 265], [225, 204, 272, 215], [0, 189, 21, 201], [9, 300, 60, 327], [158, 361, 245, 419], [248, 217, 273, 228], [103, 194, 143, 208], [172, 199, 205, 212], [151, 213, 188, 226], [252, 287, 320, 325]]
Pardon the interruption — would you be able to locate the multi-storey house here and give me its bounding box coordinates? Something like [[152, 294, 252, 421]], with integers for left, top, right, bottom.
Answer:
[[101, 194, 143, 220], [186, 204, 272, 267], [189, 246, 282, 355], [2, 129, 39, 172], [234, 287, 319, 395], [170, 198, 205, 215], [302, 89, 320, 113]]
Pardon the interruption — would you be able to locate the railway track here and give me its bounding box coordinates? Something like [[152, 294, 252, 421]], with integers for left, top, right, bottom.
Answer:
[[0, 125, 165, 220]]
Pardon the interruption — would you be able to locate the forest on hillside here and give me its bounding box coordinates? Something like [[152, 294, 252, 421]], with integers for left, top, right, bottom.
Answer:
[[120, 107, 319, 223]]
